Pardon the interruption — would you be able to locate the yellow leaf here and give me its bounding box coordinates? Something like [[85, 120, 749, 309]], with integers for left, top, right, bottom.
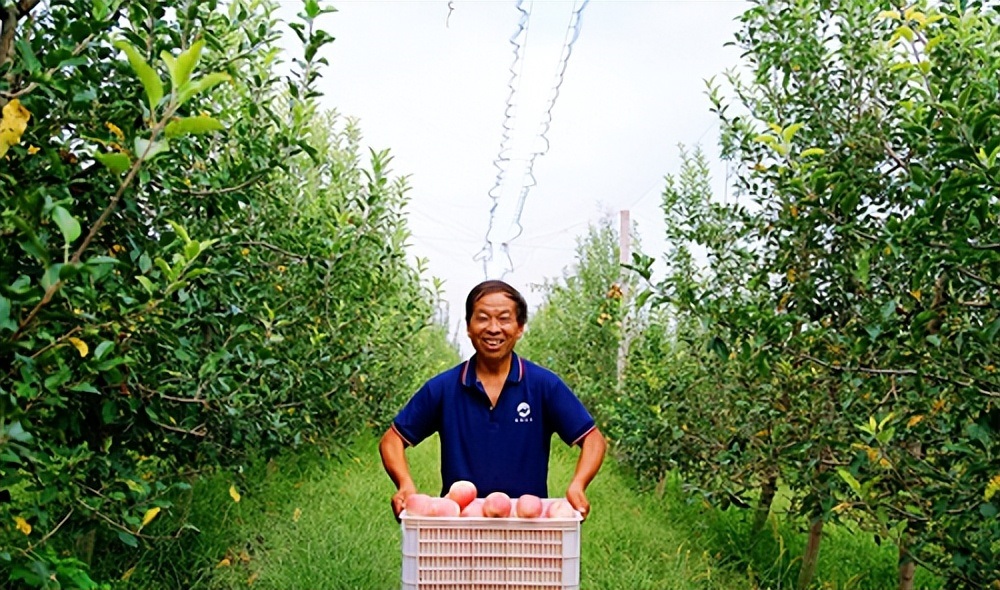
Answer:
[[14, 516, 31, 535], [986, 474, 1000, 502], [106, 121, 125, 142], [786, 268, 797, 284], [247, 571, 259, 585], [0, 99, 32, 157], [27, 145, 39, 155], [216, 558, 231, 568], [68, 337, 89, 357], [907, 415, 924, 428], [121, 566, 136, 581], [292, 507, 302, 522], [141, 507, 161, 527], [239, 549, 251, 564], [833, 502, 852, 513], [229, 485, 241, 503], [877, 9, 901, 21]]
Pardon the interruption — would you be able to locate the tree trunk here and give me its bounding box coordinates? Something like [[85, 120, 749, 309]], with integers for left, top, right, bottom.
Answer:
[[898, 539, 915, 590], [796, 516, 824, 590], [752, 474, 778, 534]]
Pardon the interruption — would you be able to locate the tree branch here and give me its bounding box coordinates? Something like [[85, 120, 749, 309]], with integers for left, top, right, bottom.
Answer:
[[237, 240, 311, 263], [800, 354, 1000, 399], [173, 174, 267, 197]]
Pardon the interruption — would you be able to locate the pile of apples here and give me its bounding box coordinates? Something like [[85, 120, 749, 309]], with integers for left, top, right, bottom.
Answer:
[[403, 480, 577, 519]]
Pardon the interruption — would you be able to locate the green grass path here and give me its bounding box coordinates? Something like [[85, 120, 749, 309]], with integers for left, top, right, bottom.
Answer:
[[205, 434, 749, 590]]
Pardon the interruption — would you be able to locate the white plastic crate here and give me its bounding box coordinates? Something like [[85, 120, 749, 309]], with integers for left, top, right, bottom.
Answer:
[[400, 502, 582, 590]]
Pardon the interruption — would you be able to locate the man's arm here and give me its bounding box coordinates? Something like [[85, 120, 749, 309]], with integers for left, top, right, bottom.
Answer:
[[379, 427, 417, 520], [565, 427, 606, 520]]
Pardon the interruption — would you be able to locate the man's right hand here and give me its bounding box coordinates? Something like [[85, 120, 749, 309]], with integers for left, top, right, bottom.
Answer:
[[391, 484, 417, 521]]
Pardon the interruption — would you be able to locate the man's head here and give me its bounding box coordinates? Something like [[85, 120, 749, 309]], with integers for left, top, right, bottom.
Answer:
[[465, 280, 528, 327], [465, 281, 527, 362]]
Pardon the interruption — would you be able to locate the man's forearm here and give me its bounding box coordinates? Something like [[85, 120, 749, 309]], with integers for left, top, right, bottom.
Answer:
[[569, 428, 606, 491], [379, 427, 415, 492]]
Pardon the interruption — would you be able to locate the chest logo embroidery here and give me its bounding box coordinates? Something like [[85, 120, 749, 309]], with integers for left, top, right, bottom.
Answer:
[[515, 402, 533, 423]]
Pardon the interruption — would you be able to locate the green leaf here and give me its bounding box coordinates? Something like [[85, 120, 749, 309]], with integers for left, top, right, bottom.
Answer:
[[41, 264, 62, 290], [183, 240, 201, 261], [114, 40, 164, 113], [304, 0, 321, 18], [173, 39, 206, 90], [117, 531, 138, 548], [15, 39, 41, 74], [93, 0, 109, 19], [164, 115, 225, 137], [134, 137, 170, 161], [94, 341, 115, 360], [136, 275, 155, 294], [800, 147, 825, 158], [160, 50, 178, 89], [837, 468, 861, 494], [167, 220, 191, 244], [51, 206, 81, 245], [782, 122, 804, 144], [178, 72, 231, 104], [5, 421, 33, 443], [165, 280, 189, 296], [0, 295, 16, 331], [94, 152, 131, 175], [855, 249, 870, 286]]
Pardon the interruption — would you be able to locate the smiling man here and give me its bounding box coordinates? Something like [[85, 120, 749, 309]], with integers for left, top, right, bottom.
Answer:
[[379, 279, 606, 520]]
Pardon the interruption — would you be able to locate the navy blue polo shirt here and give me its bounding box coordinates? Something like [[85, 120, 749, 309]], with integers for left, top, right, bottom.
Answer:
[[392, 353, 596, 498]]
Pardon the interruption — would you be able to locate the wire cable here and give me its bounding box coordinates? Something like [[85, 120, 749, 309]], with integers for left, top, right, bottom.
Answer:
[[475, 0, 590, 280]]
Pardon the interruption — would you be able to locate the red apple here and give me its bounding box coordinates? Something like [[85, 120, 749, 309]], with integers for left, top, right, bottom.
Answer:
[[404, 493, 433, 517], [446, 480, 478, 511], [515, 494, 543, 518], [429, 497, 461, 517], [545, 498, 576, 519], [460, 498, 485, 517], [482, 492, 512, 518]]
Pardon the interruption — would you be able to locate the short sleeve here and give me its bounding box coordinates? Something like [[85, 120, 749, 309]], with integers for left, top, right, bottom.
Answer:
[[392, 382, 442, 447], [544, 378, 595, 447]]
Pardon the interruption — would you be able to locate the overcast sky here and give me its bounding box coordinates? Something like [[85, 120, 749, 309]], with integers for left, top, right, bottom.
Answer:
[[281, 0, 750, 355]]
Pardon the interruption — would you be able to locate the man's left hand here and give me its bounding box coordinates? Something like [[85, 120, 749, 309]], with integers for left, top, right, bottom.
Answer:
[[565, 486, 590, 521]]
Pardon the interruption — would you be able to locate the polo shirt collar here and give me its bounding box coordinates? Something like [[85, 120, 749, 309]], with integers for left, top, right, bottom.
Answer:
[[460, 352, 525, 388]]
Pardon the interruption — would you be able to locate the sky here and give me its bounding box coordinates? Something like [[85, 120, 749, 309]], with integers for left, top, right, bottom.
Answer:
[[279, 0, 750, 355]]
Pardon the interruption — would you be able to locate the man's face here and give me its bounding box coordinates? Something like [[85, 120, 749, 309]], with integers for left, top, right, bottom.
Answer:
[[467, 291, 524, 362]]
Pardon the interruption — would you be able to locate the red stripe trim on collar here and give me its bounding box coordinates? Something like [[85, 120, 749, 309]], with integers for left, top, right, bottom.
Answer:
[[460, 359, 471, 387]]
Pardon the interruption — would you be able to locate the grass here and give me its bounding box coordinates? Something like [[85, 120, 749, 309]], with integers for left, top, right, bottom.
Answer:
[[106, 434, 944, 589]]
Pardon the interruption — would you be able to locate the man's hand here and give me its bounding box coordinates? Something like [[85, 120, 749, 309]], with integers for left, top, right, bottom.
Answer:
[[391, 483, 417, 521], [565, 427, 606, 521], [565, 485, 590, 520]]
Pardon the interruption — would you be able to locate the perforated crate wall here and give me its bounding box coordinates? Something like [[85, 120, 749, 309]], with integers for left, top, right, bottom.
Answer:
[[400, 509, 581, 590]]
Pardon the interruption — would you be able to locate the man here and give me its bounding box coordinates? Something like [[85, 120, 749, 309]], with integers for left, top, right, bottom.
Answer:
[[379, 279, 606, 520]]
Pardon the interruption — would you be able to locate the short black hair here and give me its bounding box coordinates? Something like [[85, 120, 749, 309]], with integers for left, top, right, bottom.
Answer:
[[465, 280, 528, 326]]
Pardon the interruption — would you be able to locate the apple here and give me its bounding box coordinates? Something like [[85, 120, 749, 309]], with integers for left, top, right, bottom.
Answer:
[[515, 494, 543, 518], [545, 498, 576, 519], [460, 498, 485, 517], [482, 492, 512, 518], [429, 497, 461, 517], [446, 480, 478, 511], [404, 493, 433, 517]]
